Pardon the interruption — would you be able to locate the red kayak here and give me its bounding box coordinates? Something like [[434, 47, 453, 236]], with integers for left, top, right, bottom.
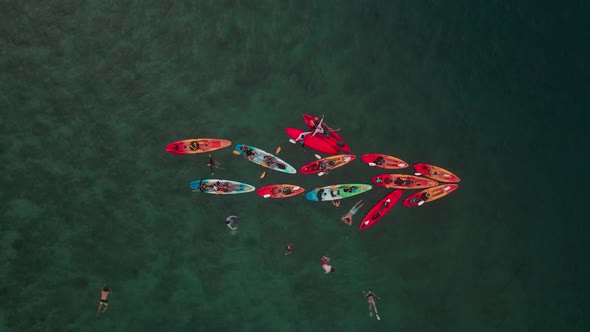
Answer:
[[285, 128, 338, 155], [360, 154, 408, 169], [413, 163, 461, 183], [257, 184, 305, 199], [359, 190, 403, 230], [302, 114, 350, 152], [402, 184, 459, 207]]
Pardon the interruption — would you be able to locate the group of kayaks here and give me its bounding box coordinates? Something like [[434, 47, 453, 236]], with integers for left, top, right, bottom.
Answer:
[[165, 114, 461, 230]]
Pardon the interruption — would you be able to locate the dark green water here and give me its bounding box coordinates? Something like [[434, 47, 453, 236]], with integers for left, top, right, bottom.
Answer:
[[1, 1, 588, 331]]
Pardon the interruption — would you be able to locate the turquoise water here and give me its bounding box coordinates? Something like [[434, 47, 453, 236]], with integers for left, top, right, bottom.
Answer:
[[1, 1, 588, 331]]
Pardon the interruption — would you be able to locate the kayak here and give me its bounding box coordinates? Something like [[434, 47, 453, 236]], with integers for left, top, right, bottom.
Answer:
[[302, 114, 351, 152], [413, 163, 461, 183], [285, 128, 339, 155], [359, 190, 403, 230], [165, 138, 232, 154], [257, 184, 305, 199], [299, 154, 356, 175], [190, 179, 255, 195], [360, 154, 408, 169], [402, 184, 459, 207], [235, 144, 297, 174], [372, 174, 438, 189], [305, 184, 372, 202]]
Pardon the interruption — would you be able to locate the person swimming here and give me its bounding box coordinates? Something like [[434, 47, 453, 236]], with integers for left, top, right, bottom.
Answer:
[[285, 243, 293, 256], [321, 255, 335, 273], [226, 215, 239, 232], [363, 290, 381, 320], [206, 154, 223, 175], [341, 200, 365, 225], [96, 285, 112, 318]]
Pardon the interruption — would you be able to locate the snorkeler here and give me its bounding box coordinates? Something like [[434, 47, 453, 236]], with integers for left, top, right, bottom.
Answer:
[[225, 215, 239, 231], [285, 243, 293, 256], [206, 154, 223, 175], [341, 200, 365, 225], [362, 290, 381, 320], [96, 285, 112, 318]]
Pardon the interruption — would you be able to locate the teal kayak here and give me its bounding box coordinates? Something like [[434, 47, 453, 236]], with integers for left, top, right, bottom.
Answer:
[[190, 179, 255, 195], [235, 144, 296, 174], [305, 184, 372, 201]]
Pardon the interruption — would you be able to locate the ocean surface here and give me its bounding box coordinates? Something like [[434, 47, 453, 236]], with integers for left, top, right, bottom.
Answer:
[[1, 1, 588, 331]]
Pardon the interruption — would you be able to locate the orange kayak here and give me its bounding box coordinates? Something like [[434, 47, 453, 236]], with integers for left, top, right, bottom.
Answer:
[[403, 184, 459, 207], [257, 184, 305, 199], [166, 138, 232, 154], [413, 163, 461, 183], [372, 174, 438, 189], [299, 155, 356, 175], [360, 154, 408, 169]]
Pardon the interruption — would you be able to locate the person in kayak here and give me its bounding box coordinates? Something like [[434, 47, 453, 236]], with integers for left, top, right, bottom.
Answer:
[[285, 243, 293, 255], [189, 141, 200, 151], [295, 131, 311, 148], [393, 177, 414, 186], [206, 154, 223, 175], [321, 255, 335, 273], [341, 200, 365, 225], [96, 285, 112, 318], [318, 161, 330, 175], [374, 156, 385, 165], [263, 155, 277, 168], [226, 215, 239, 231], [311, 115, 326, 136], [362, 290, 381, 320], [240, 145, 257, 160]]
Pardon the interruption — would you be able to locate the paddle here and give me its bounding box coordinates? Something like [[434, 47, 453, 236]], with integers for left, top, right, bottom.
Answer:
[[289, 139, 296, 144], [260, 147, 282, 179]]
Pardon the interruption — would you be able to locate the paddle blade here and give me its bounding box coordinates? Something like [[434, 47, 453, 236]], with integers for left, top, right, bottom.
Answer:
[[318, 172, 324, 176], [418, 201, 425, 206], [368, 162, 376, 166], [233, 150, 241, 155], [398, 163, 407, 167], [415, 172, 422, 176], [289, 139, 296, 144], [293, 186, 300, 190], [276, 147, 282, 154], [263, 194, 271, 198], [260, 171, 267, 179], [315, 154, 322, 159]]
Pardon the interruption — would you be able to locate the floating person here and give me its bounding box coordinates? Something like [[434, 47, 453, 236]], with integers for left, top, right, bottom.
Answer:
[[362, 290, 381, 320], [321, 255, 335, 274], [226, 215, 239, 232], [96, 285, 112, 318], [341, 200, 365, 225], [332, 199, 341, 208], [285, 243, 293, 256], [206, 154, 223, 175]]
